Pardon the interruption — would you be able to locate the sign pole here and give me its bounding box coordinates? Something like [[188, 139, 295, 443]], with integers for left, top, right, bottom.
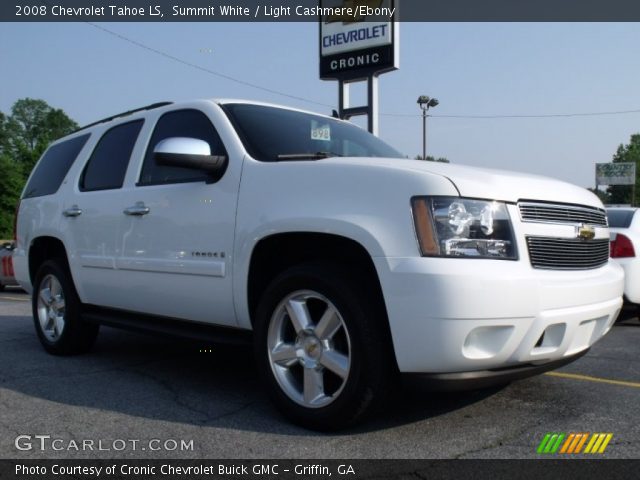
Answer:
[[367, 75, 379, 135], [337, 76, 379, 135], [338, 80, 349, 118]]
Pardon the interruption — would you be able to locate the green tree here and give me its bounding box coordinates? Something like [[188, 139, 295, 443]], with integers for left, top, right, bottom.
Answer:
[[0, 98, 78, 238], [9, 98, 51, 151], [0, 112, 9, 155], [0, 154, 23, 238], [7, 98, 78, 171], [607, 134, 640, 205], [45, 108, 79, 143]]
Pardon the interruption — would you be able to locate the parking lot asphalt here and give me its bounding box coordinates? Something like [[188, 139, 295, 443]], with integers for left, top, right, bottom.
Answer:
[[0, 286, 638, 459]]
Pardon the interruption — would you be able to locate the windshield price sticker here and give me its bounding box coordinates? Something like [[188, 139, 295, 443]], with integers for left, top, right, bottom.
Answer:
[[311, 123, 331, 141]]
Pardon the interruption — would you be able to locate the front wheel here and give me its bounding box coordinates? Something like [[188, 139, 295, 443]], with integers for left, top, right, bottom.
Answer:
[[254, 263, 395, 430], [32, 260, 99, 355]]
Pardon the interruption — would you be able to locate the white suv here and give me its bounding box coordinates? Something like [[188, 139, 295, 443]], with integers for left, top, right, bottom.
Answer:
[[13, 99, 623, 429]]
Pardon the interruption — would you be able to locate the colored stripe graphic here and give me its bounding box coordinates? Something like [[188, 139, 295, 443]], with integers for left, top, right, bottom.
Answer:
[[561, 433, 587, 454], [591, 434, 606, 453], [550, 434, 565, 453], [584, 434, 598, 453], [574, 433, 589, 453], [544, 434, 558, 453], [537, 433, 552, 454], [538, 433, 613, 454], [537, 433, 565, 454], [598, 434, 613, 453], [560, 433, 575, 453]]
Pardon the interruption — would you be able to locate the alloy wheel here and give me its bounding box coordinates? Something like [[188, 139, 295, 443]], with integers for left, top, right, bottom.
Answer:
[[36, 274, 66, 342], [267, 290, 351, 408]]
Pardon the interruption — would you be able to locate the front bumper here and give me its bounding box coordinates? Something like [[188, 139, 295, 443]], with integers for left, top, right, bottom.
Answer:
[[403, 348, 588, 391], [374, 257, 623, 374]]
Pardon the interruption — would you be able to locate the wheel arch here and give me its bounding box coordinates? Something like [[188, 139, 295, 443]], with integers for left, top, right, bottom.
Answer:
[[28, 236, 71, 285], [245, 231, 391, 335]]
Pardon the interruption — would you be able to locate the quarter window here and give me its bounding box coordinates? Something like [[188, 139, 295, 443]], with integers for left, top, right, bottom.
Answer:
[[22, 134, 90, 199], [139, 109, 227, 186], [80, 120, 144, 191]]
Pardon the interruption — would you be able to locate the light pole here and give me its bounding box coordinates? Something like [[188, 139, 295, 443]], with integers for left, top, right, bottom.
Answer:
[[417, 95, 439, 160]]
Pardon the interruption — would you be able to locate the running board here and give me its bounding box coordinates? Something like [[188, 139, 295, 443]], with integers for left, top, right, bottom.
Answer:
[[82, 305, 252, 346]]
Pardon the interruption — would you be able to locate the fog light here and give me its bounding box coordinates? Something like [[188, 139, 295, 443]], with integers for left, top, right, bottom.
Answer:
[[462, 325, 514, 359]]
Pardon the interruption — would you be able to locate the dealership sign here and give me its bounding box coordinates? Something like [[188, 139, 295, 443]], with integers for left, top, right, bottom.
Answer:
[[595, 162, 636, 186], [319, 0, 399, 80]]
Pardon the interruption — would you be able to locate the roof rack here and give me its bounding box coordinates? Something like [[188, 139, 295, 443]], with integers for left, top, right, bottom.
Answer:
[[74, 102, 173, 133]]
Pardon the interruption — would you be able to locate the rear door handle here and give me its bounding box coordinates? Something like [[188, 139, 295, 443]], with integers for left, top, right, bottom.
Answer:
[[123, 202, 150, 216], [62, 205, 82, 217]]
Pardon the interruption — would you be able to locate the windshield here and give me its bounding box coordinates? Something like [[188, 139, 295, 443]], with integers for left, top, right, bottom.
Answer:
[[221, 103, 404, 162]]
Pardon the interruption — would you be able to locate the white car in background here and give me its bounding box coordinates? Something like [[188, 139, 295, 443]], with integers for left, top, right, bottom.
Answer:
[[607, 207, 640, 305]]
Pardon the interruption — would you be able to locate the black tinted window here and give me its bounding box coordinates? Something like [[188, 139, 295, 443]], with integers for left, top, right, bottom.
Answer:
[[23, 134, 90, 199], [221, 103, 403, 162], [139, 109, 226, 185], [607, 209, 636, 228], [81, 120, 143, 191]]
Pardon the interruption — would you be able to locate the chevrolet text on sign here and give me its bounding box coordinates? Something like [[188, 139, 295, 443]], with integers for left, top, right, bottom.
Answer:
[[319, 0, 398, 80]]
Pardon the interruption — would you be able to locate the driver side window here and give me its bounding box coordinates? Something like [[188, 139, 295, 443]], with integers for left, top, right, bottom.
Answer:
[[138, 109, 227, 186]]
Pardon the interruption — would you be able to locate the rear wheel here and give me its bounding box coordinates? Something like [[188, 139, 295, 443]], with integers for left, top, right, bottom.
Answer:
[[32, 260, 99, 355], [254, 263, 395, 430]]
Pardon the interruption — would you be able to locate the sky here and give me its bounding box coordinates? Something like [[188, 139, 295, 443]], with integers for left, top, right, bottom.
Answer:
[[1, 22, 639, 188]]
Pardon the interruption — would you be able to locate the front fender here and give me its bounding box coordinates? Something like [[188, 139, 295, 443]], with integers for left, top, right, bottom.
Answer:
[[231, 157, 458, 329]]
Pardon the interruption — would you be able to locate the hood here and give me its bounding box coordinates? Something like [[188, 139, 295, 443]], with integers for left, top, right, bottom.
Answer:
[[327, 157, 603, 209]]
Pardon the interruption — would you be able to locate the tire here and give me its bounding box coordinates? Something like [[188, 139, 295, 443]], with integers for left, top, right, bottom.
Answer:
[[32, 259, 99, 355], [254, 262, 396, 430], [0, 282, 4, 292]]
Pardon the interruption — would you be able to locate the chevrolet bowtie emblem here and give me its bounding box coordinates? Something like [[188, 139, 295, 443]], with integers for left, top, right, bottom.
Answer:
[[576, 224, 596, 240]]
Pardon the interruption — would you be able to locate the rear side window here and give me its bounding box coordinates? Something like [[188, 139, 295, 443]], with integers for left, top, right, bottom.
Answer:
[[607, 209, 636, 228], [138, 109, 226, 186], [80, 120, 144, 191], [22, 134, 90, 199]]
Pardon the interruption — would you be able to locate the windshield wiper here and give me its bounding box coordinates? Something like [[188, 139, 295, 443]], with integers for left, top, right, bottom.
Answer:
[[276, 151, 342, 161]]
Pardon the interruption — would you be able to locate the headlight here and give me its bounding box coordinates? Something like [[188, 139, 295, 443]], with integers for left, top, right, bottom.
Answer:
[[411, 196, 517, 259]]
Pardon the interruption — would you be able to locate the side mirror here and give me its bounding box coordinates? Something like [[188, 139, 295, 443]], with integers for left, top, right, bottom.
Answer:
[[153, 137, 227, 174]]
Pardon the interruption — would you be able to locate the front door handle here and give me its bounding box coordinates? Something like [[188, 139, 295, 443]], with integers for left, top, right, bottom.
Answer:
[[123, 202, 150, 216], [62, 205, 82, 217]]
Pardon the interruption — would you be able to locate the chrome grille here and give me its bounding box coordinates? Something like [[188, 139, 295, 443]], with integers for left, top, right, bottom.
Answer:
[[526, 237, 610, 270], [519, 202, 607, 226]]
